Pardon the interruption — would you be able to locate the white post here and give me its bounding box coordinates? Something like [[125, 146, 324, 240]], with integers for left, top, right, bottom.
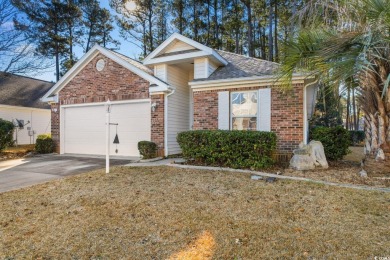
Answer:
[[105, 100, 111, 174]]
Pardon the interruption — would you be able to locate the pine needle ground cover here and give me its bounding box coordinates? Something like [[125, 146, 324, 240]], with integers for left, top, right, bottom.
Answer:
[[283, 147, 390, 187], [1, 166, 389, 259]]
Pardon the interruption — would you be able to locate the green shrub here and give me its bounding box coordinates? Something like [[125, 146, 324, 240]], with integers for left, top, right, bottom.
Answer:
[[310, 126, 350, 160], [35, 134, 55, 154], [138, 141, 157, 159], [349, 130, 365, 146], [177, 130, 277, 169], [0, 119, 14, 152]]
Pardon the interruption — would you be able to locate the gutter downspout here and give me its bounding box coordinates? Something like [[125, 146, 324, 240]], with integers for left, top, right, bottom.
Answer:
[[164, 88, 175, 157], [303, 78, 319, 144]]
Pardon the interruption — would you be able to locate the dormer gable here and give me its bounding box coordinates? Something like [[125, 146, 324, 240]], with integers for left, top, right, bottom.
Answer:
[[163, 40, 197, 54], [143, 33, 227, 69]]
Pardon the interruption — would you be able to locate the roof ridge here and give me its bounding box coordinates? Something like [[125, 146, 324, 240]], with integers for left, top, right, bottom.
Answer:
[[215, 50, 280, 65], [107, 49, 142, 64]]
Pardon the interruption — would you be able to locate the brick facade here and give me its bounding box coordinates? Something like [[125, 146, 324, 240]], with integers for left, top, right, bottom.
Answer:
[[50, 53, 160, 153], [50, 51, 304, 156], [50, 103, 60, 153], [59, 54, 149, 105], [151, 94, 165, 156], [192, 84, 304, 153]]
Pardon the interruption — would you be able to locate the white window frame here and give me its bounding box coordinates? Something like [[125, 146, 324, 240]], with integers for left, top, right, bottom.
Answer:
[[230, 90, 259, 131]]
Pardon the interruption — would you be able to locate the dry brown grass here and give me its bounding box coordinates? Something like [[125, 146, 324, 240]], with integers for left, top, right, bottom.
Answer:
[[3, 144, 35, 153], [1, 166, 389, 259], [0, 145, 35, 161]]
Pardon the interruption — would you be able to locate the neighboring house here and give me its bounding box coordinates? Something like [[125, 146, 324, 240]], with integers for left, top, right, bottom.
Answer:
[[42, 33, 318, 158], [0, 72, 53, 145]]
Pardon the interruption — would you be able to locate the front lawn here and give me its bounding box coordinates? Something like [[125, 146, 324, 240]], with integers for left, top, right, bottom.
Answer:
[[0, 166, 389, 259]]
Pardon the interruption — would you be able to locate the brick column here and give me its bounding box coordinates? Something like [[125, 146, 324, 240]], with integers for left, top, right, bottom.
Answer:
[[50, 102, 60, 153], [151, 94, 165, 156]]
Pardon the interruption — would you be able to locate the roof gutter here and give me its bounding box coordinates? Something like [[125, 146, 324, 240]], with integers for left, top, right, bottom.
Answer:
[[164, 88, 175, 157], [189, 74, 313, 90]]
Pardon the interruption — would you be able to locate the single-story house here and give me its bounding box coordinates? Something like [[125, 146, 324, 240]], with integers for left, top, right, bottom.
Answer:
[[42, 33, 318, 158], [0, 72, 53, 145]]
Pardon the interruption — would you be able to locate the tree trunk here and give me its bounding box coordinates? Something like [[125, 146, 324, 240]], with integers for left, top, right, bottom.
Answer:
[[364, 115, 371, 154], [274, 0, 278, 62], [246, 1, 253, 57], [352, 88, 357, 130], [179, 0, 184, 34], [55, 23, 59, 82], [193, 1, 198, 41], [214, 0, 219, 48], [268, 0, 273, 61], [207, 0, 210, 44], [148, 12, 153, 53], [86, 24, 93, 52], [346, 88, 350, 130], [369, 113, 379, 153]]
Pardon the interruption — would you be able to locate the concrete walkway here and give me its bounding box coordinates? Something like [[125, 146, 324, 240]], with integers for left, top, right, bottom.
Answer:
[[127, 159, 390, 193], [0, 155, 131, 193]]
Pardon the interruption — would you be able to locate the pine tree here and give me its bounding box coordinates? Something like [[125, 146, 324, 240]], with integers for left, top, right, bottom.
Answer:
[[12, 0, 76, 81]]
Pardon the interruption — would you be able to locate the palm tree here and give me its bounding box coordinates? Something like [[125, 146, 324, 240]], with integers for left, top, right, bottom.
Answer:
[[280, 0, 390, 160]]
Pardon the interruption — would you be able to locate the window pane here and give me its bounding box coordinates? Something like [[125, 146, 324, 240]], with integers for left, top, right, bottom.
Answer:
[[232, 92, 257, 116], [232, 117, 257, 130]]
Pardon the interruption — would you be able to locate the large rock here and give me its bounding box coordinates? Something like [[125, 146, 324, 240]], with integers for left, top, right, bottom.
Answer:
[[375, 148, 385, 161], [289, 141, 328, 171], [308, 140, 329, 169], [289, 153, 316, 170]]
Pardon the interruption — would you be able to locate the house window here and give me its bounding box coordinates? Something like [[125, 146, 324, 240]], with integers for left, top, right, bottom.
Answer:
[[231, 91, 258, 130]]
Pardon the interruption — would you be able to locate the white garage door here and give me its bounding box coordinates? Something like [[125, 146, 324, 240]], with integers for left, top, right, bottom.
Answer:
[[63, 101, 151, 157]]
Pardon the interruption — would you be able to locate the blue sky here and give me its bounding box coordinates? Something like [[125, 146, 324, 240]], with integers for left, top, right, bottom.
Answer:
[[35, 1, 141, 82]]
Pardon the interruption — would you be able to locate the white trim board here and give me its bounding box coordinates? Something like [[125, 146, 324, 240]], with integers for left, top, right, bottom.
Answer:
[[0, 104, 50, 112], [60, 99, 151, 108]]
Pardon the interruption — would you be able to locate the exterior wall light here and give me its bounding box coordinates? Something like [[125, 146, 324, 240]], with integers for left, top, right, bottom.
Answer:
[[151, 102, 157, 112]]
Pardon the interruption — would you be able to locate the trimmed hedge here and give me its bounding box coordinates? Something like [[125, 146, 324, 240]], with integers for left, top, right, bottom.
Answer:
[[310, 126, 350, 160], [177, 130, 277, 169], [349, 130, 365, 146], [35, 134, 55, 154], [0, 119, 14, 152], [138, 141, 157, 159]]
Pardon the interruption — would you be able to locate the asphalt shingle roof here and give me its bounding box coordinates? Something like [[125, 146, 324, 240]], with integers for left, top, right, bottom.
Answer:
[[0, 72, 54, 109], [193, 50, 280, 81], [108, 50, 153, 75]]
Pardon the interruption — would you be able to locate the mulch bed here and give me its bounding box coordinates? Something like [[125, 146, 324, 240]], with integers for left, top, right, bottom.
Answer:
[[179, 146, 390, 188], [282, 160, 390, 188]]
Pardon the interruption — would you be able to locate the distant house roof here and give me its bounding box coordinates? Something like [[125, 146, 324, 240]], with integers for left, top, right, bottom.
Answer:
[[192, 50, 280, 82], [0, 72, 54, 109]]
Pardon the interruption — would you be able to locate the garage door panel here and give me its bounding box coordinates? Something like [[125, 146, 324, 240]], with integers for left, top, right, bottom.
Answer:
[[63, 101, 151, 157]]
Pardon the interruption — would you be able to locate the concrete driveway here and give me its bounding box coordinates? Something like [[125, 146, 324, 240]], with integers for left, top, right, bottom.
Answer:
[[0, 155, 132, 193]]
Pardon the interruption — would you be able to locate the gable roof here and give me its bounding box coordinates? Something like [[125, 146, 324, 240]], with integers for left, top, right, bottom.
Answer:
[[0, 72, 53, 109], [143, 33, 228, 66], [42, 45, 171, 102], [192, 50, 281, 82]]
